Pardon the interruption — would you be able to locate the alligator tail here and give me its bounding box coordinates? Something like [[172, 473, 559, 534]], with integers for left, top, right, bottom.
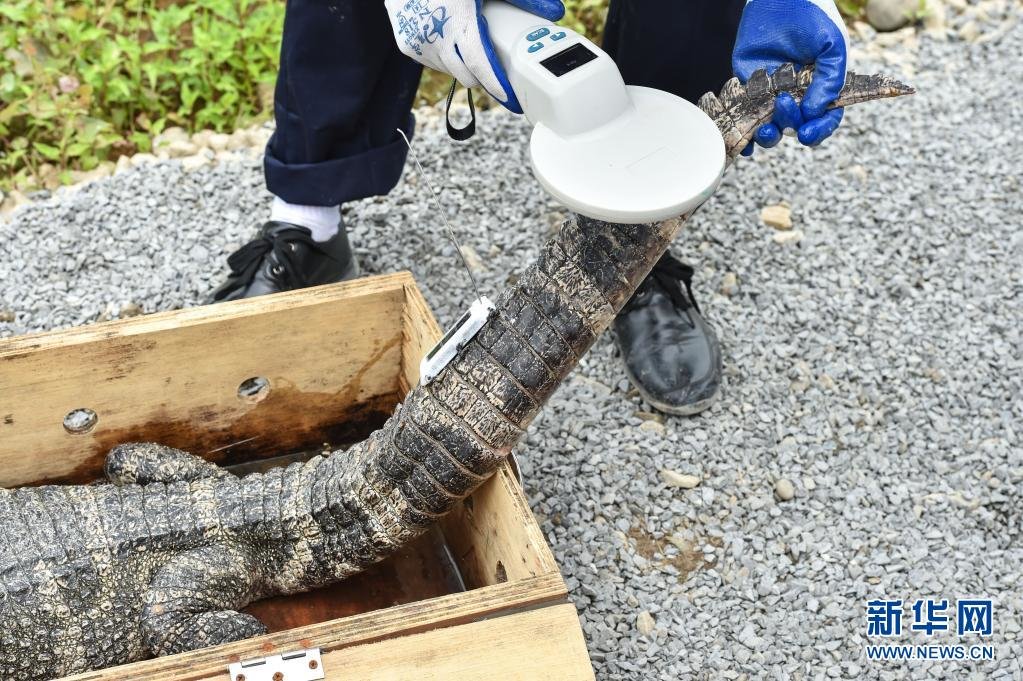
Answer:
[[698, 64, 915, 159], [316, 71, 914, 576]]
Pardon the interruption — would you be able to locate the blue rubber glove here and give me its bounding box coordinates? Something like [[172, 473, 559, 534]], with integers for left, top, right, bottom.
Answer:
[[732, 0, 850, 155], [387, 0, 565, 113]]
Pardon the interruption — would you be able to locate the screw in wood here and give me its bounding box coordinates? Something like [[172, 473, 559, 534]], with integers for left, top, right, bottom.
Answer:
[[235, 675, 245, 681], [309, 660, 319, 670], [273, 673, 284, 681]]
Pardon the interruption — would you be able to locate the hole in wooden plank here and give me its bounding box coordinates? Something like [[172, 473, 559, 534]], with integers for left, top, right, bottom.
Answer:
[[495, 560, 508, 583], [238, 377, 271, 404], [63, 408, 97, 434]]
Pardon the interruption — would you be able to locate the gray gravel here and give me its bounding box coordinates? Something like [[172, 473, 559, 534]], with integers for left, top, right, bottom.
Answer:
[[2, 15, 1022, 681]]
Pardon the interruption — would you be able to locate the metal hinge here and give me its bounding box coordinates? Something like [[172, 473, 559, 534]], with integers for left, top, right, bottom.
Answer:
[[227, 648, 324, 681]]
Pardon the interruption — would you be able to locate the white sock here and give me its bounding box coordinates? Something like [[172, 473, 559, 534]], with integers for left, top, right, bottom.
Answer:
[[269, 197, 340, 242]]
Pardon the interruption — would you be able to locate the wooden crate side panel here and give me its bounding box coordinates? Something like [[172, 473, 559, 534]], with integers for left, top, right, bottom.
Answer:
[[61, 574, 569, 681], [398, 283, 561, 587], [313, 604, 593, 681], [398, 280, 442, 394], [0, 276, 413, 486], [441, 466, 561, 588]]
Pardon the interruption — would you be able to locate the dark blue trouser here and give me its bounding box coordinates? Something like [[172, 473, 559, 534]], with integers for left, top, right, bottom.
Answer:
[[265, 0, 744, 206]]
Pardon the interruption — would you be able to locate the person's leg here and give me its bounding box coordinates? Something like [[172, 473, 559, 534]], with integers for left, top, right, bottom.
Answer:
[[212, 0, 423, 302], [265, 0, 423, 208], [603, 0, 743, 104], [603, 0, 743, 416]]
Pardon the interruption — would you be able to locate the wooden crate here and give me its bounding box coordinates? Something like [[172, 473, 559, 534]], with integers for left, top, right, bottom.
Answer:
[[0, 272, 593, 681]]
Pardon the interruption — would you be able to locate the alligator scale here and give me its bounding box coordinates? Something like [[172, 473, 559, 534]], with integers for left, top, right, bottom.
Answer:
[[0, 67, 912, 680]]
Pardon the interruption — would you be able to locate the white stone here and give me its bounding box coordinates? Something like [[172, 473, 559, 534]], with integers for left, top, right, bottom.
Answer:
[[459, 244, 484, 272], [660, 470, 701, 489], [636, 610, 656, 636], [772, 229, 804, 245], [775, 479, 796, 501], [720, 272, 738, 296], [166, 140, 199, 158], [207, 132, 232, 152], [69, 164, 113, 185], [1, 189, 30, 215], [866, 0, 920, 31], [639, 420, 667, 436], [225, 131, 251, 151], [923, 0, 948, 34], [761, 204, 793, 230], [119, 302, 143, 318], [153, 126, 188, 147], [180, 154, 211, 172], [848, 165, 869, 183], [958, 19, 981, 42], [191, 129, 214, 148]]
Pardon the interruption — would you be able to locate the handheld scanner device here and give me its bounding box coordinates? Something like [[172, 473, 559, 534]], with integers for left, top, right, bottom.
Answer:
[[481, 2, 726, 224]]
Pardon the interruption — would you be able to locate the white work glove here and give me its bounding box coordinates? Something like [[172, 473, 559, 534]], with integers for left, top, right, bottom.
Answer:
[[387, 0, 565, 112]]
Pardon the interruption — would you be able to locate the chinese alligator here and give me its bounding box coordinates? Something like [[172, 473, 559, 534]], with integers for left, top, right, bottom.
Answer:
[[0, 66, 912, 679]]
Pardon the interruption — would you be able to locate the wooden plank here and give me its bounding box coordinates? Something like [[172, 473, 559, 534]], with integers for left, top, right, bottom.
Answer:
[[314, 604, 593, 681], [442, 466, 560, 588], [3, 270, 587, 681], [62, 574, 569, 681], [0, 274, 416, 486], [398, 279, 442, 394]]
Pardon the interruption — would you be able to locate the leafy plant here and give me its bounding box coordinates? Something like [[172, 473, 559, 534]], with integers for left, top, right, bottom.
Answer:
[[0, 0, 284, 191], [836, 0, 869, 21], [2, 0, 866, 193]]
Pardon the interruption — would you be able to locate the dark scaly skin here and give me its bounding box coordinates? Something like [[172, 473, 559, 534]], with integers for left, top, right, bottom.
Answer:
[[698, 65, 914, 153], [0, 67, 912, 680]]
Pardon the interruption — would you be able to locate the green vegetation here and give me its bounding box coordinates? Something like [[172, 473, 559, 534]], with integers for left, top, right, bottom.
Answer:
[[1, 0, 862, 192], [0, 0, 283, 190], [836, 0, 870, 20]]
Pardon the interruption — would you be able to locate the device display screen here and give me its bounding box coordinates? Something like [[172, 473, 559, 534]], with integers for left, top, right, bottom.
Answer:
[[541, 43, 598, 77]]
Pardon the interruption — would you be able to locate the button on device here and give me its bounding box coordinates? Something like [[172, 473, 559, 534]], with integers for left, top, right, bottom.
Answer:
[[526, 27, 551, 41], [528, 42, 544, 53], [551, 31, 567, 41]]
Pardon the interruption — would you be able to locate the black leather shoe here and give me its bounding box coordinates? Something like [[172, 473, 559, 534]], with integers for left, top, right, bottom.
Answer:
[[210, 219, 359, 302], [613, 253, 722, 416]]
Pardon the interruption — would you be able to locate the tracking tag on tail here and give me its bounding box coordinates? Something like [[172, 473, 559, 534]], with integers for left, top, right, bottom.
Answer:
[[396, 127, 494, 385], [420, 297, 496, 385]]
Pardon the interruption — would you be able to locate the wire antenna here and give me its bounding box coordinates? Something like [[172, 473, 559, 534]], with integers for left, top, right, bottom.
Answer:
[[397, 128, 483, 302]]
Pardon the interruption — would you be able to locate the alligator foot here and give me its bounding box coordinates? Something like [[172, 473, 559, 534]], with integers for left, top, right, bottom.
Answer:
[[104, 443, 233, 485], [145, 609, 267, 656], [141, 544, 267, 655]]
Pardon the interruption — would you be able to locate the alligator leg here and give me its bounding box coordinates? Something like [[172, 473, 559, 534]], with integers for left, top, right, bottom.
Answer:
[[140, 543, 267, 655], [104, 443, 233, 485]]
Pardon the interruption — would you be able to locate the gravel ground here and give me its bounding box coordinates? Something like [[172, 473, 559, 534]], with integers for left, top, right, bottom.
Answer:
[[2, 16, 1021, 681]]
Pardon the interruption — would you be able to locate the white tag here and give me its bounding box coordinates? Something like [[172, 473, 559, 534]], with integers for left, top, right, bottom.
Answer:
[[420, 297, 496, 384]]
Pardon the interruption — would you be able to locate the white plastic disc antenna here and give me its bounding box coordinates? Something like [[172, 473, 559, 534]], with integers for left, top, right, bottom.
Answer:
[[529, 88, 724, 223], [482, 2, 725, 223]]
